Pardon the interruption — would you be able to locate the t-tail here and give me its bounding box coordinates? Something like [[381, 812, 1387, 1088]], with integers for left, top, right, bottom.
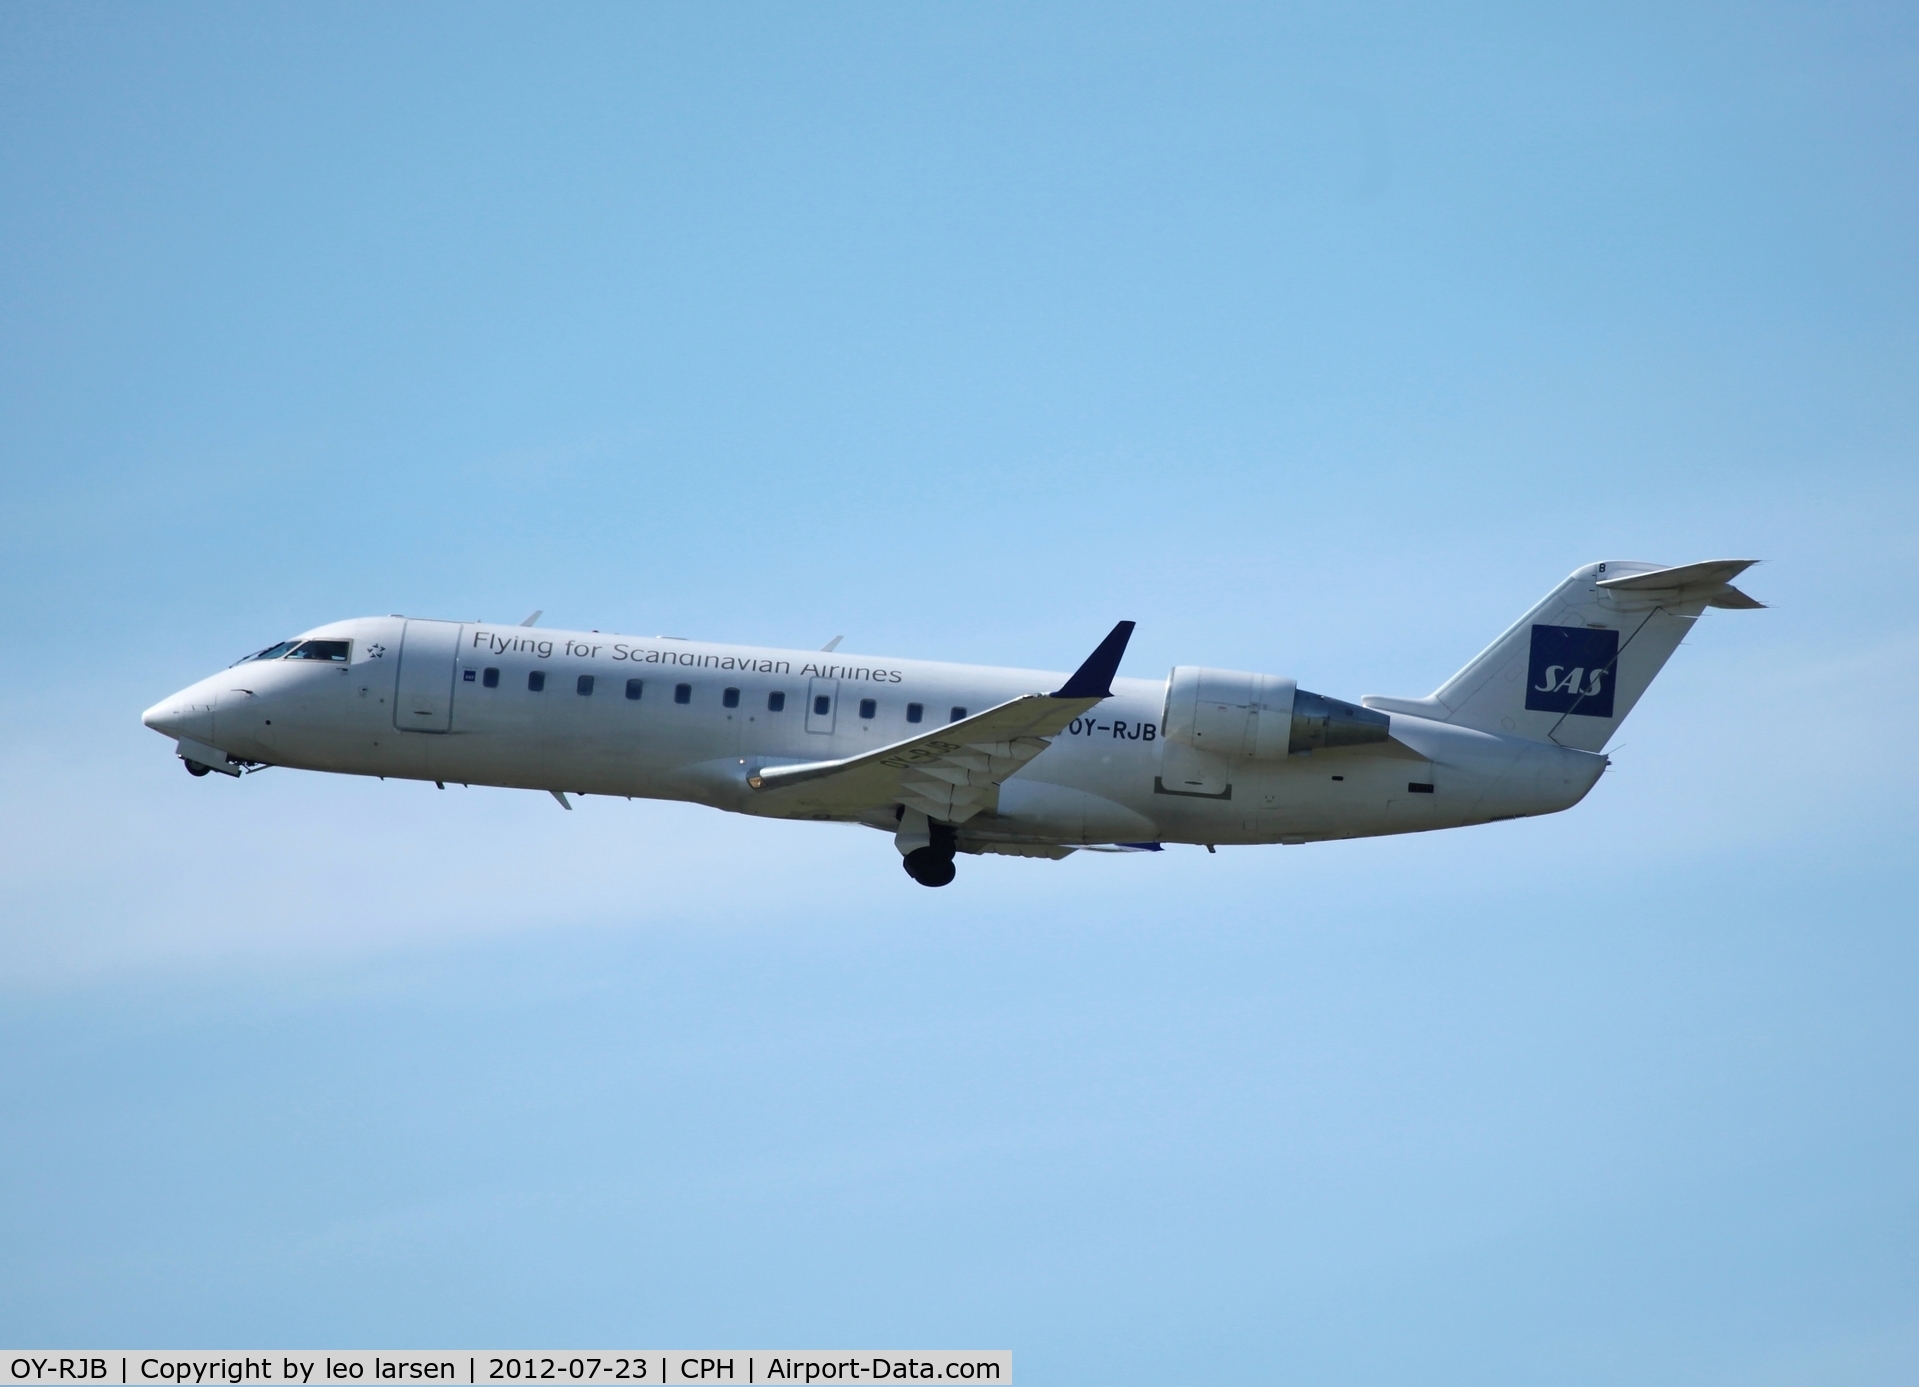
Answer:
[[1362, 560, 1764, 751]]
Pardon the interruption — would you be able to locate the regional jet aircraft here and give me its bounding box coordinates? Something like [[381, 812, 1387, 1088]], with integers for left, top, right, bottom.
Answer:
[[142, 560, 1762, 886]]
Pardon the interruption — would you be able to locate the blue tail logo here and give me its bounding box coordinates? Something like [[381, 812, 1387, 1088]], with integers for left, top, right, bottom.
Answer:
[[1525, 625, 1619, 718]]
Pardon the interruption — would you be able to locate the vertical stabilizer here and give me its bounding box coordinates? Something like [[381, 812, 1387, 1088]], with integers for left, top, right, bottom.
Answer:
[[1362, 560, 1762, 751]]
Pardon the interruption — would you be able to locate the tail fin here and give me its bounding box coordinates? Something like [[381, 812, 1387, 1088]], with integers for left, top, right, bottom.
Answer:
[[1362, 560, 1763, 751]]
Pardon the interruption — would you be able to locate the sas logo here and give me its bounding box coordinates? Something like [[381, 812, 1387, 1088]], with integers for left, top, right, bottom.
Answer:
[[1525, 624, 1619, 718]]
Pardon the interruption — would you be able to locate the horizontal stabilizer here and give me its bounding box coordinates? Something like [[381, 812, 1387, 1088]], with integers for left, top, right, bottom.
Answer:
[[1597, 559, 1765, 609]]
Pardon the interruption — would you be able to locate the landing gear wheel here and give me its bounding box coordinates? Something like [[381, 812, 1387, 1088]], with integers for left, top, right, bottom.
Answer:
[[183, 759, 211, 777], [902, 847, 957, 888]]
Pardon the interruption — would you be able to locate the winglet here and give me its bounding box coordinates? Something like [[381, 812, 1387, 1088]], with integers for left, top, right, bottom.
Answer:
[[1051, 621, 1136, 699]]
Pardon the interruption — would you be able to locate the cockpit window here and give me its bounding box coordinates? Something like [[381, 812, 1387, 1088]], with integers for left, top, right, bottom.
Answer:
[[239, 640, 299, 663], [285, 639, 352, 662]]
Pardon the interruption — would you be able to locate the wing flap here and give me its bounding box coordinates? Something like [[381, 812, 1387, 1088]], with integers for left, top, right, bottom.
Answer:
[[749, 692, 1100, 821], [745, 620, 1136, 823]]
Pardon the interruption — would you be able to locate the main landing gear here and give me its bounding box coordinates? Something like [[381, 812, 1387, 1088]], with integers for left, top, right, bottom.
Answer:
[[183, 759, 211, 777], [900, 819, 959, 888], [903, 846, 957, 888]]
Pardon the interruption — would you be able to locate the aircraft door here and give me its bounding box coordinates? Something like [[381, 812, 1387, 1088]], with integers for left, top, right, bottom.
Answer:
[[806, 677, 839, 735], [393, 620, 461, 733]]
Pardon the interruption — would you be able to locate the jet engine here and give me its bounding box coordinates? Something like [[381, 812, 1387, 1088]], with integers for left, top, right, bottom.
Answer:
[[1163, 666, 1389, 760]]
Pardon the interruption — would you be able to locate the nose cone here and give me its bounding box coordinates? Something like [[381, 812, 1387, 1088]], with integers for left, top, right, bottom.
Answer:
[[142, 683, 216, 741]]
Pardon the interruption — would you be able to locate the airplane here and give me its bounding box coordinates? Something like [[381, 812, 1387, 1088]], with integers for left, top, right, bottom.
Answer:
[[141, 559, 1762, 887]]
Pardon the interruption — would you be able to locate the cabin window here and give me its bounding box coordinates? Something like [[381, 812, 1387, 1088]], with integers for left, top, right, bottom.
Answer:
[[528, 671, 546, 692], [577, 675, 595, 696], [723, 687, 740, 708], [1408, 782, 1435, 794], [286, 639, 351, 662], [906, 702, 923, 724], [768, 691, 786, 712], [625, 678, 643, 701], [675, 683, 691, 704], [859, 698, 877, 719], [814, 695, 831, 716], [462, 669, 476, 682], [949, 706, 967, 721], [483, 667, 500, 688], [241, 640, 299, 663]]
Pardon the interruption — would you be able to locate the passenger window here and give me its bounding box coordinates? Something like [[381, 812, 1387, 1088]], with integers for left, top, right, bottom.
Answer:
[[675, 683, 691, 704], [768, 691, 786, 712], [949, 706, 967, 721], [286, 639, 351, 662], [814, 695, 831, 716], [906, 702, 923, 724], [723, 687, 740, 708], [577, 675, 594, 696], [625, 678, 643, 701], [483, 668, 500, 688], [859, 698, 877, 719], [528, 671, 546, 692], [462, 669, 476, 682]]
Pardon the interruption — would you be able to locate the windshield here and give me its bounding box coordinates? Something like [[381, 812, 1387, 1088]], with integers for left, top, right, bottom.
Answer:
[[285, 639, 351, 662], [234, 637, 352, 665]]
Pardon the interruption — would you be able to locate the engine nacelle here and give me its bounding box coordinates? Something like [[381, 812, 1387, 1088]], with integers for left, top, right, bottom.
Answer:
[[1163, 667, 1389, 761]]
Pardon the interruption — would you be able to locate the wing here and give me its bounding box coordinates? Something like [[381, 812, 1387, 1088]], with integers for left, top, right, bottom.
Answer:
[[747, 621, 1135, 823]]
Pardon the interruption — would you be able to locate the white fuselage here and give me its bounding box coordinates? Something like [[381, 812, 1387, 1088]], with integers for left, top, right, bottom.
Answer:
[[143, 615, 1608, 851]]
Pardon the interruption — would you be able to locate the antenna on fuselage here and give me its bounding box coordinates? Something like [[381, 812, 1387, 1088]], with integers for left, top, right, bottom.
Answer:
[[520, 610, 543, 627], [821, 635, 843, 652]]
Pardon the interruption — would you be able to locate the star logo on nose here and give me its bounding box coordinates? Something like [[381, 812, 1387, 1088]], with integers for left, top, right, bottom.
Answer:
[[365, 643, 387, 659]]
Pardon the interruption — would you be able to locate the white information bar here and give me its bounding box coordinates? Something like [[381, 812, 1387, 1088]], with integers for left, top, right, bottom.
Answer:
[[1, 1355, 1009, 1387]]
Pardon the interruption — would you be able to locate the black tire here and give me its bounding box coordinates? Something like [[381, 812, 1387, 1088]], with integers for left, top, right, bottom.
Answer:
[[184, 759, 211, 777], [902, 847, 957, 888]]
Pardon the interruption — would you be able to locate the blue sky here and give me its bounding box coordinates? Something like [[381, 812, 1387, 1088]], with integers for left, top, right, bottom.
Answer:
[[2, 3, 1916, 1381]]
